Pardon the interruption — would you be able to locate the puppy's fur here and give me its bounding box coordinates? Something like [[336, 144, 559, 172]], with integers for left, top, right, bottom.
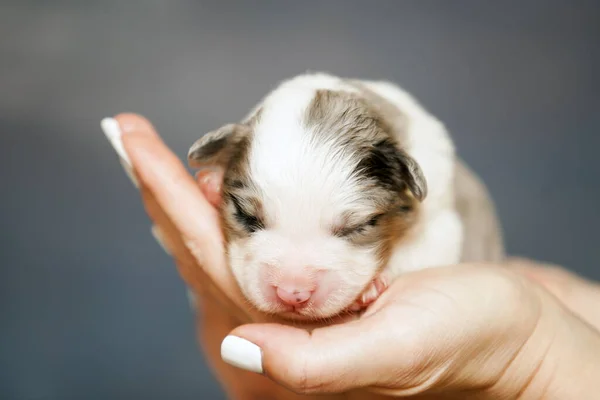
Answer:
[[188, 73, 504, 320]]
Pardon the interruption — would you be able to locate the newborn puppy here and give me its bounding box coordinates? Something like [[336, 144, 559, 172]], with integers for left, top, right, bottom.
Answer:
[[188, 73, 504, 320]]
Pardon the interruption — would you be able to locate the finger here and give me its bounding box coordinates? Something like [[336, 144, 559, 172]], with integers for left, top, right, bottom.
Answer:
[[103, 114, 216, 292], [140, 188, 213, 294], [115, 113, 223, 262], [194, 294, 292, 400], [220, 313, 408, 395], [101, 114, 260, 326], [144, 189, 260, 324], [103, 114, 245, 307]]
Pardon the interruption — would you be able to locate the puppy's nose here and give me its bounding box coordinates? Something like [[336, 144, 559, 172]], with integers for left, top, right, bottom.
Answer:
[[275, 286, 312, 306]]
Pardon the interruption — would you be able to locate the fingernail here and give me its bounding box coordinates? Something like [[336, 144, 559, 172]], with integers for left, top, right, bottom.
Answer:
[[151, 225, 171, 255], [221, 336, 263, 374], [119, 158, 139, 188], [101, 117, 139, 188]]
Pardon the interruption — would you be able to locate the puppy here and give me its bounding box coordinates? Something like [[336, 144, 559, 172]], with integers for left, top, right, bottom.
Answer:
[[188, 73, 504, 321]]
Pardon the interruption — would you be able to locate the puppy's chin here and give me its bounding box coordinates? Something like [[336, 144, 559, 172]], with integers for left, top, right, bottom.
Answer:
[[239, 274, 371, 321], [249, 297, 359, 322], [272, 309, 353, 323]]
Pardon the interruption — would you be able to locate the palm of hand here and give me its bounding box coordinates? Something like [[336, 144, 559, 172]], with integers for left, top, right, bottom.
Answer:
[[354, 266, 541, 396]]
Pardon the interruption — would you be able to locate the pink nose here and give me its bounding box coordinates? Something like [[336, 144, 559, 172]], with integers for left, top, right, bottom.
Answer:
[[276, 287, 312, 306]]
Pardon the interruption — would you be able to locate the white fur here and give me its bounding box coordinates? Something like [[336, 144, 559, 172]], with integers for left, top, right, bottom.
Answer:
[[228, 72, 463, 318], [232, 76, 379, 317], [357, 79, 463, 272]]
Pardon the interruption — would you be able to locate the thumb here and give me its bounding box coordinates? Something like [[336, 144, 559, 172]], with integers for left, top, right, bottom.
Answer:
[[220, 318, 398, 395]]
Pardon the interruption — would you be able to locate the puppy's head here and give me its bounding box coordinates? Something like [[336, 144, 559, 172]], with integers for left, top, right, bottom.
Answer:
[[188, 89, 427, 320]]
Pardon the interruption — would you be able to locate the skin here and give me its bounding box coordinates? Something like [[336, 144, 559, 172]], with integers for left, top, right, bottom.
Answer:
[[113, 113, 600, 399]]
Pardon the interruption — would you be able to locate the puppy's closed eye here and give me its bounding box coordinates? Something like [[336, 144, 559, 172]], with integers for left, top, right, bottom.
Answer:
[[333, 213, 384, 238], [228, 193, 265, 233]]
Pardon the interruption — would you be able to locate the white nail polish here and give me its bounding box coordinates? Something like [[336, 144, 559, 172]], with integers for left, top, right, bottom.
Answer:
[[119, 157, 139, 188], [151, 225, 171, 255], [221, 336, 263, 374], [101, 117, 138, 187], [101, 118, 131, 164]]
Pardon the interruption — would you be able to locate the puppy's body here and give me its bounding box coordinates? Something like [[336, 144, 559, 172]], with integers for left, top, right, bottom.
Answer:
[[189, 73, 504, 320]]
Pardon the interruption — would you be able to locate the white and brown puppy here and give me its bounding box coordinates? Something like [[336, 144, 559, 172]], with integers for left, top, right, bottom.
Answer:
[[188, 73, 504, 321]]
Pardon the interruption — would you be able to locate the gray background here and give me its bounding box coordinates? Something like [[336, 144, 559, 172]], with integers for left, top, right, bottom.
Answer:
[[1, 1, 599, 399]]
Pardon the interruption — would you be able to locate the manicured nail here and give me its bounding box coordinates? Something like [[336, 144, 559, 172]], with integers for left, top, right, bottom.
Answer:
[[101, 117, 139, 188], [221, 336, 263, 374], [151, 225, 171, 255], [119, 158, 139, 188]]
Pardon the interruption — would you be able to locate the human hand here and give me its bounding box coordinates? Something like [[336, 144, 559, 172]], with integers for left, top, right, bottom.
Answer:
[[504, 257, 600, 332], [101, 113, 356, 399], [224, 261, 600, 399], [101, 114, 600, 399]]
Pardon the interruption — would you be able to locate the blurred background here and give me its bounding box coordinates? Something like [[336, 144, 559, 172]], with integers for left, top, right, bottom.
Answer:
[[1, 1, 599, 399]]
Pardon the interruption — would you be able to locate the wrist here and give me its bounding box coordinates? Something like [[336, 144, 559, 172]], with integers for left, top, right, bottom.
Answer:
[[516, 287, 600, 399]]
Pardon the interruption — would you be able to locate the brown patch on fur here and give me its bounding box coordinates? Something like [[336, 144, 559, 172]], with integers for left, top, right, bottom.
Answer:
[[336, 185, 420, 272], [346, 80, 410, 143], [188, 124, 252, 169], [374, 191, 421, 271], [304, 89, 388, 146], [305, 88, 425, 260], [304, 89, 426, 198], [218, 136, 267, 243], [192, 107, 266, 245]]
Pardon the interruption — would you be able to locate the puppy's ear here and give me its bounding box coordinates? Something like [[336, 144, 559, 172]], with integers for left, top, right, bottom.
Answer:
[[187, 124, 250, 168], [395, 148, 427, 201], [360, 138, 428, 201]]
